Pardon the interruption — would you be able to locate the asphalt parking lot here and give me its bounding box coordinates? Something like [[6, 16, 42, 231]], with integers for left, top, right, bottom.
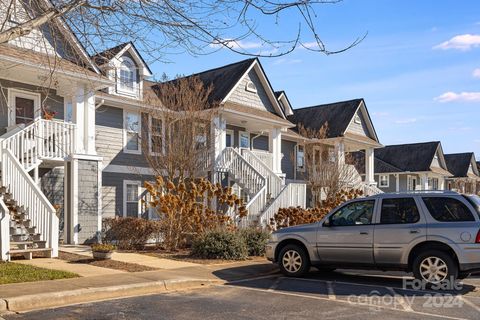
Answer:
[[5, 269, 480, 320]]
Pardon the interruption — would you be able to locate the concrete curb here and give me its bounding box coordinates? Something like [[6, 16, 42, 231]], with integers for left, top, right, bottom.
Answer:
[[2, 279, 220, 312], [0, 299, 6, 312]]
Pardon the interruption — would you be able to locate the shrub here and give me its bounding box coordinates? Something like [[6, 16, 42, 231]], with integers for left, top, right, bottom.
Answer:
[[102, 217, 162, 250], [144, 177, 247, 251], [191, 229, 248, 260], [240, 228, 270, 256], [91, 243, 116, 253], [270, 189, 363, 230]]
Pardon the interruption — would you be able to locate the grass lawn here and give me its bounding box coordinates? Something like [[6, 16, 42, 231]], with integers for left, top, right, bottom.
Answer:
[[0, 262, 78, 285]]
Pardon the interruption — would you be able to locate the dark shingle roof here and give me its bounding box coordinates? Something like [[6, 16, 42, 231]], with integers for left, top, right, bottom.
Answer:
[[350, 151, 403, 175], [444, 153, 475, 178], [287, 99, 363, 138], [91, 42, 130, 65], [374, 142, 441, 172], [156, 58, 255, 104]]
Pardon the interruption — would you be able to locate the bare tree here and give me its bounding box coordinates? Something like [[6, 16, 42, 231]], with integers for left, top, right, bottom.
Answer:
[[297, 123, 361, 204], [141, 75, 219, 182], [1, 0, 365, 59]]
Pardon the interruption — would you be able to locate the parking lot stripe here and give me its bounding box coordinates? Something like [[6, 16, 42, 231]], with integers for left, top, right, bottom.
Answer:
[[326, 281, 336, 300], [459, 296, 480, 313], [387, 287, 413, 311], [227, 274, 278, 284], [218, 284, 469, 320], [267, 278, 281, 292]]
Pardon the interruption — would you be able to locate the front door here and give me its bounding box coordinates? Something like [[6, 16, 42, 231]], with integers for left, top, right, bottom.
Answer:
[[373, 197, 426, 266], [15, 96, 35, 125], [316, 200, 376, 265]]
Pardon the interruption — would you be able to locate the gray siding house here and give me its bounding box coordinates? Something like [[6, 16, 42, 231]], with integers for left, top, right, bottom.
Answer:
[[444, 153, 480, 194]]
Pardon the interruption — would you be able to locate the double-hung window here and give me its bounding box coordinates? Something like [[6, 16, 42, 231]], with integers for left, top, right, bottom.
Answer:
[[124, 111, 141, 154], [379, 175, 389, 188], [118, 57, 136, 95], [296, 145, 305, 171], [124, 181, 140, 217], [150, 117, 163, 154]]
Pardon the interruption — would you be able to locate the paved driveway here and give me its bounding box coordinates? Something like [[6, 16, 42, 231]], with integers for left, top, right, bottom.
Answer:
[[5, 269, 480, 320]]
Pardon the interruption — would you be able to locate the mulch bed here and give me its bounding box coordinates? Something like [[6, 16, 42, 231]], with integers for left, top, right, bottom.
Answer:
[[135, 249, 266, 265], [58, 251, 158, 272]]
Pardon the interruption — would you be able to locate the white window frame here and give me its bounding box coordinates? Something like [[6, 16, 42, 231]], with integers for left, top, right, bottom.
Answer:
[[117, 56, 137, 97], [354, 113, 362, 124], [7, 89, 41, 127], [407, 175, 417, 191], [226, 129, 234, 148], [149, 115, 165, 156], [123, 180, 141, 217], [379, 175, 390, 188], [296, 144, 305, 172], [123, 110, 142, 154], [239, 131, 250, 149], [245, 81, 257, 93], [64, 98, 73, 123]]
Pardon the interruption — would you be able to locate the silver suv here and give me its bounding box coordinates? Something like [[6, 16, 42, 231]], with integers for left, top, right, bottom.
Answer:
[[266, 191, 480, 284]]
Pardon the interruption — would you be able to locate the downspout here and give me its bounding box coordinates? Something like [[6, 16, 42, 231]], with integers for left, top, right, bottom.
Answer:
[[250, 131, 265, 150]]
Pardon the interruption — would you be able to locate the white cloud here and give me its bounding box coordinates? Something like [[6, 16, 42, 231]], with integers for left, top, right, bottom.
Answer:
[[473, 68, 480, 78], [209, 39, 262, 50], [300, 42, 320, 49], [372, 111, 390, 117], [435, 91, 480, 103], [272, 58, 302, 65], [394, 118, 417, 124], [433, 34, 480, 51]]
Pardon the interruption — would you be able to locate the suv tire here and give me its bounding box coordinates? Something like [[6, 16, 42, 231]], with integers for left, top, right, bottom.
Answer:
[[412, 250, 458, 285], [278, 244, 309, 277]]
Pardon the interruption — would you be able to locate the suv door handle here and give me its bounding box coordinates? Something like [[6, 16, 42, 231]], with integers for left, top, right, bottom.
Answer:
[[410, 230, 419, 234], [360, 231, 369, 235]]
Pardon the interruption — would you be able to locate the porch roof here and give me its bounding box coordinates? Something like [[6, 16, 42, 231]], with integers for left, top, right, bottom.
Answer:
[[222, 102, 294, 128], [0, 44, 111, 86]]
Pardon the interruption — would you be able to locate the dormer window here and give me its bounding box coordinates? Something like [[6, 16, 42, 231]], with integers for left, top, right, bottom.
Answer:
[[118, 56, 137, 95], [245, 81, 257, 93]]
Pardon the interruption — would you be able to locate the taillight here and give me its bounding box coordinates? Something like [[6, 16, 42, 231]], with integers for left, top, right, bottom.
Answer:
[[476, 230, 480, 243]]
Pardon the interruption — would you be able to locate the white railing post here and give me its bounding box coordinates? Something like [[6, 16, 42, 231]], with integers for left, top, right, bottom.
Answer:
[[0, 193, 10, 261]]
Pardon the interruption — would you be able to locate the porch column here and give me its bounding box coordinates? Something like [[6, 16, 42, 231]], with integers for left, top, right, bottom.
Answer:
[[395, 174, 400, 192], [269, 128, 282, 174], [365, 147, 375, 185], [73, 85, 86, 154], [212, 116, 226, 163], [84, 90, 96, 155], [420, 174, 429, 191], [439, 178, 445, 190], [334, 141, 345, 167]]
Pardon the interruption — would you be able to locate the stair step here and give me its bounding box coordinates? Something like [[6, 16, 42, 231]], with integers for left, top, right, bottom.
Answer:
[[10, 248, 52, 260], [10, 240, 46, 245]]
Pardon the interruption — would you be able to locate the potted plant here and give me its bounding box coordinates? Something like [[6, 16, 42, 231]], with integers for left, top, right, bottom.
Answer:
[[91, 243, 116, 260]]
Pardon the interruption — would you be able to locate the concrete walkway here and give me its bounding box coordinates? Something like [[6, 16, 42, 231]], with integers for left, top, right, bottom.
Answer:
[[14, 258, 125, 277], [60, 245, 201, 270], [0, 260, 277, 313]]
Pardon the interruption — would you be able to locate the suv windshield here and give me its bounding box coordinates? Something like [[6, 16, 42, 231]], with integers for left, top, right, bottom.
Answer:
[[463, 195, 480, 218]]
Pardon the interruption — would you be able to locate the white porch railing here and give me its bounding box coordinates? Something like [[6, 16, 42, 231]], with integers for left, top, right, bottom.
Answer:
[[241, 149, 283, 199], [258, 183, 306, 226], [0, 196, 9, 261], [1, 149, 58, 257], [0, 119, 76, 171], [250, 149, 273, 169]]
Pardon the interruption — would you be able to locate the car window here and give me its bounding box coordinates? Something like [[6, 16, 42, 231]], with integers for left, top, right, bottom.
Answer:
[[380, 198, 420, 224], [329, 201, 375, 226], [422, 197, 475, 222], [463, 195, 480, 218]]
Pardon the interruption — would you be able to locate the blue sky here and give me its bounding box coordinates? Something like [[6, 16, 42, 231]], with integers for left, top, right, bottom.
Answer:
[[150, 0, 480, 157]]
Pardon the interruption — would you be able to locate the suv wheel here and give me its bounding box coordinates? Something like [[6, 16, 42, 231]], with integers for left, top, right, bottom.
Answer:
[[412, 250, 458, 285], [278, 244, 309, 277]]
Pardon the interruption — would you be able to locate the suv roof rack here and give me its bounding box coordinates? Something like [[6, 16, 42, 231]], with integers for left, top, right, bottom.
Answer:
[[377, 190, 459, 195]]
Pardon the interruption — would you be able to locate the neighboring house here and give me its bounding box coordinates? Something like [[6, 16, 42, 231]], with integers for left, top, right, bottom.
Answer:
[[285, 99, 384, 203], [352, 141, 452, 192], [444, 153, 480, 194]]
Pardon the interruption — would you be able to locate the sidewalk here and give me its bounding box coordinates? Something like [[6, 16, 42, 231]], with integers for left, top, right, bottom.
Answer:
[[0, 258, 278, 313]]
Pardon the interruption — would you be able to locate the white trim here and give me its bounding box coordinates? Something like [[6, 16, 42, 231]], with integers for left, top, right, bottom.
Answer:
[[123, 109, 142, 155], [148, 115, 165, 156], [239, 131, 250, 149], [103, 164, 156, 175], [379, 174, 390, 188], [245, 80, 257, 93], [226, 129, 234, 147], [123, 180, 142, 218], [295, 144, 305, 172], [7, 88, 41, 127], [64, 98, 73, 123], [116, 56, 138, 97]]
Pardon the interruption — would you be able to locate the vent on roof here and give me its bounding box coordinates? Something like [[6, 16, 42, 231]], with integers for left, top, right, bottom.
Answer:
[[354, 113, 361, 124], [245, 81, 257, 93]]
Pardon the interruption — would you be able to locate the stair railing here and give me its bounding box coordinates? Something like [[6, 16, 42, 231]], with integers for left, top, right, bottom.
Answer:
[[241, 149, 283, 199]]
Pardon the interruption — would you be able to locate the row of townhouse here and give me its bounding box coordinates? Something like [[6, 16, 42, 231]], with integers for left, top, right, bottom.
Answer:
[[0, 0, 478, 261], [352, 142, 480, 195], [0, 0, 382, 260]]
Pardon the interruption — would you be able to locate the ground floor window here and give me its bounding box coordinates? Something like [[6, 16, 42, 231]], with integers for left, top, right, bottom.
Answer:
[[407, 176, 417, 191], [379, 175, 389, 188], [428, 177, 439, 190], [124, 180, 141, 217]]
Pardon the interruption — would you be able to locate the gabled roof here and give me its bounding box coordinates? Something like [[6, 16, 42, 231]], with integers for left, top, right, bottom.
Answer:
[[91, 42, 153, 76], [288, 99, 378, 141], [444, 153, 479, 178], [275, 90, 293, 117], [350, 151, 403, 175], [373, 141, 447, 173]]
